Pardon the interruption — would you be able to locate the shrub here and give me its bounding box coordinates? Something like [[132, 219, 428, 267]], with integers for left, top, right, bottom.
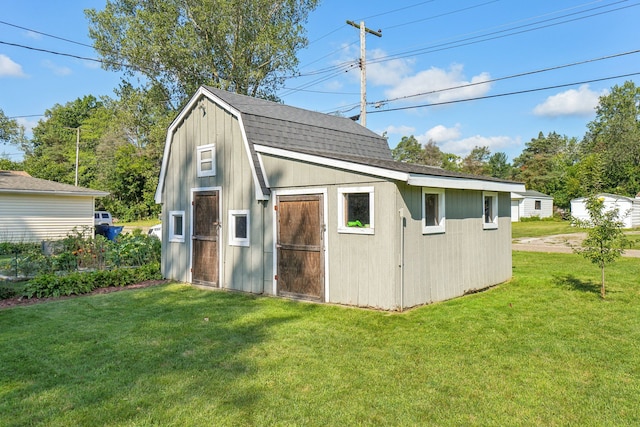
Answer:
[[23, 262, 162, 299]]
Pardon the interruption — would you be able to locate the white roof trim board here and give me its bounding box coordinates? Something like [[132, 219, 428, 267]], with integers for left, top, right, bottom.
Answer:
[[256, 145, 525, 193]]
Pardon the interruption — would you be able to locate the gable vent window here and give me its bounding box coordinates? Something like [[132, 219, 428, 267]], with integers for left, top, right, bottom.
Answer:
[[422, 188, 445, 234], [197, 144, 216, 177], [338, 187, 374, 235]]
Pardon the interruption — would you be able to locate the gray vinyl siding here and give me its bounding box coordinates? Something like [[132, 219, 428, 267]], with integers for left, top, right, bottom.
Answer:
[[161, 98, 265, 291], [397, 186, 512, 309], [0, 193, 94, 243]]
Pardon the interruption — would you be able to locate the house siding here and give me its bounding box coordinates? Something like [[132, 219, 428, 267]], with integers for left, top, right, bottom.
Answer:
[[521, 197, 553, 219], [0, 193, 94, 242]]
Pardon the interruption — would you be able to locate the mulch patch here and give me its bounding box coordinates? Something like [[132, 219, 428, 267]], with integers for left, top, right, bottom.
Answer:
[[0, 279, 169, 309]]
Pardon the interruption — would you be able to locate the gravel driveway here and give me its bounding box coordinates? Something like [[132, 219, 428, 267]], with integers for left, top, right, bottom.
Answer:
[[512, 232, 640, 257]]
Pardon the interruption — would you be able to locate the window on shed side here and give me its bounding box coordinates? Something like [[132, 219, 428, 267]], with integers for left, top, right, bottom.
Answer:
[[483, 192, 498, 229], [229, 210, 250, 247], [534, 200, 542, 210], [169, 211, 185, 242], [338, 187, 374, 234], [197, 144, 216, 177], [422, 188, 445, 234]]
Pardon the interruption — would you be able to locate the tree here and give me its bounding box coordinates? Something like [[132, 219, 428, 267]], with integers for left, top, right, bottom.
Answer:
[[461, 146, 491, 176], [583, 81, 640, 197], [571, 195, 628, 299], [512, 131, 579, 208], [86, 0, 320, 105], [487, 152, 512, 179], [0, 109, 27, 152], [392, 135, 425, 163]]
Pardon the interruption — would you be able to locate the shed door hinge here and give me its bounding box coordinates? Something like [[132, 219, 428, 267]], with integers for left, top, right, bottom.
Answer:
[[274, 274, 278, 280], [274, 205, 278, 211]]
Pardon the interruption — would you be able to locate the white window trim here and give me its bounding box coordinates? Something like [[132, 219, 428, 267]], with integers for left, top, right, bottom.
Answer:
[[196, 144, 216, 177], [483, 191, 499, 230], [169, 210, 185, 242], [422, 187, 446, 234], [337, 186, 375, 235], [228, 209, 250, 247]]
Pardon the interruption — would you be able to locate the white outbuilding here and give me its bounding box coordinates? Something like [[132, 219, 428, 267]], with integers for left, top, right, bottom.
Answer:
[[0, 171, 109, 242], [570, 193, 640, 229], [510, 190, 554, 222]]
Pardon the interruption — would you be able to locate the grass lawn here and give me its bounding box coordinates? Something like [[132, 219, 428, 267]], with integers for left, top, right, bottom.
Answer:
[[1, 252, 640, 426], [511, 219, 578, 239]]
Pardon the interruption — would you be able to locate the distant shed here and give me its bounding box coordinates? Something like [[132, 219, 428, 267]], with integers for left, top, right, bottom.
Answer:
[[0, 171, 108, 242], [510, 190, 553, 222], [570, 193, 640, 229]]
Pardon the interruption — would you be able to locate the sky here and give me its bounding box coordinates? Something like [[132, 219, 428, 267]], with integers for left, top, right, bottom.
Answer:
[[1, 0, 639, 163]]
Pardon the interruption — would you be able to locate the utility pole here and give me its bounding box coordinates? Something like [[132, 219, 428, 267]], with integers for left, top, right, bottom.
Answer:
[[346, 20, 382, 127], [65, 127, 80, 186]]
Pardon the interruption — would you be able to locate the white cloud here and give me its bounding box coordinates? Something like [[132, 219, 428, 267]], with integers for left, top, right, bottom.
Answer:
[[383, 64, 492, 104], [0, 54, 26, 77], [533, 84, 606, 117], [367, 49, 414, 87], [414, 124, 520, 156], [17, 117, 39, 135], [382, 124, 415, 136], [26, 31, 42, 40], [42, 60, 72, 76], [419, 124, 462, 143], [439, 135, 520, 156]]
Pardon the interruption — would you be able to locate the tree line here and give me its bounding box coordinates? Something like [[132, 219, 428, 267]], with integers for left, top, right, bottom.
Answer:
[[392, 81, 640, 210], [0, 1, 638, 218]]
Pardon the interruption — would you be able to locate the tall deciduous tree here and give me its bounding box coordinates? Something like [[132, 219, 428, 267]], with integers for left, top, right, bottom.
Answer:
[[0, 109, 27, 154], [86, 0, 319, 105], [461, 146, 491, 176], [583, 81, 640, 197], [512, 131, 579, 208], [571, 195, 628, 299]]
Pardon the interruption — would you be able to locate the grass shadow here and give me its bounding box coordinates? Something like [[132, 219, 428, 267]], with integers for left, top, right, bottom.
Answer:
[[553, 274, 599, 295]]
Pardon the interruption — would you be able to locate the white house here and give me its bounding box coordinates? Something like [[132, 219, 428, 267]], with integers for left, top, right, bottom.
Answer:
[[0, 171, 109, 242], [511, 190, 553, 222], [570, 193, 640, 229]]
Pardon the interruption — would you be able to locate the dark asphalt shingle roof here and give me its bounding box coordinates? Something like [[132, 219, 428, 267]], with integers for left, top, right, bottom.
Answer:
[[195, 87, 522, 194], [0, 171, 108, 196], [513, 189, 553, 198], [204, 86, 393, 161]]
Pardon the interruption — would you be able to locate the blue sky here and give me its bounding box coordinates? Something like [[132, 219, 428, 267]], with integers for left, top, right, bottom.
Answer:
[[2, 1, 639, 162]]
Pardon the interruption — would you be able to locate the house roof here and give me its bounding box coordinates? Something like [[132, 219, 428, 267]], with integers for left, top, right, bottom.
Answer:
[[512, 189, 553, 199], [155, 87, 524, 203], [0, 171, 109, 197], [571, 193, 636, 203]]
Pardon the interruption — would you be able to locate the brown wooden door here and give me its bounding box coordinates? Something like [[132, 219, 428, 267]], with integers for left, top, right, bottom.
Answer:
[[192, 191, 219, 286], [276, 194, 324, 301]]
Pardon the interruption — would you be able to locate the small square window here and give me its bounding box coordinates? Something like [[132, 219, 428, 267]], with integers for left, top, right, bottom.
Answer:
[[338, 187, 374, 234], [534, 200, 542, 210], [169, 211, 185, 242], [422, 188, 445, 234], [483, 192, 498, 229], [197, 144, 216, 177], [229, 210, 250, 247]]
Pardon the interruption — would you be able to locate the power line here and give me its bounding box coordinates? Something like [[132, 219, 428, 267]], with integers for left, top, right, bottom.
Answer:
[[0, 20, 94, 49], [368, 0, 639, 65], [385, 0, 499, 30], [373, 48, 640, 106], [368, 72, 640, 114]]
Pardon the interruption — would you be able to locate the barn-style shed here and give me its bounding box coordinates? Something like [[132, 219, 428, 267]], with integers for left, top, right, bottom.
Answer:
[[0, 171, 108, 243], [155, 86, 525, 310]]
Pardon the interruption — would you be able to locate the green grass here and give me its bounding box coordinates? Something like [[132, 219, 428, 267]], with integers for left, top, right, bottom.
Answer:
[[1, 252, 640, 425], [117, 218, 159, 227], [511, 218, 577, 238]]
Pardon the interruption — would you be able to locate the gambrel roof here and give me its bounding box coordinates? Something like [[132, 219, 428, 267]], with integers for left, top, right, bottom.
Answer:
[[155, 87, 524, 203]]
